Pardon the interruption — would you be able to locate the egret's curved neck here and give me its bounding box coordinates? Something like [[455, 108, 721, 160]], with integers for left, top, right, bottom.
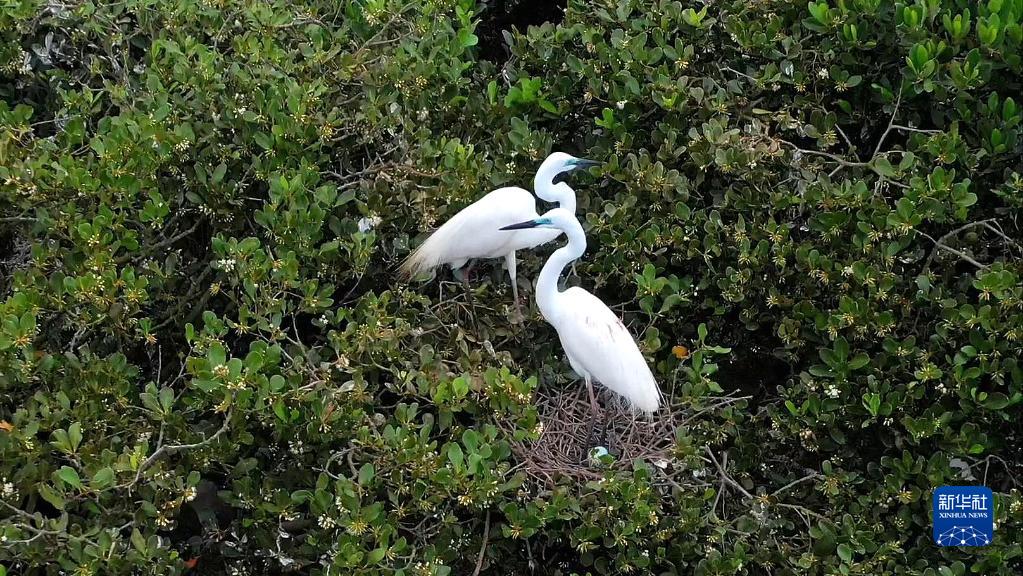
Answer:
[[534, 173, 576, 214], [536, 222, 586, 320]]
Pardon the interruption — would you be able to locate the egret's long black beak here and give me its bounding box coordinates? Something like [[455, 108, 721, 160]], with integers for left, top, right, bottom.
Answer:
[[553, 158, 602, 184], [500, 220, 540, 231], [571, 158, 601, 170]]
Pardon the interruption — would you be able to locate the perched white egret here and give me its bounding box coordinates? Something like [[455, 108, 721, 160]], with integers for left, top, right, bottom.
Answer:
[[399, 153, 599, 309], [501, 208, 661, 439]]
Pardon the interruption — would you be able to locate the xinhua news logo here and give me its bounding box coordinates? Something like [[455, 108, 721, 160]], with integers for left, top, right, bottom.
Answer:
[[933, 486, 993, 547]]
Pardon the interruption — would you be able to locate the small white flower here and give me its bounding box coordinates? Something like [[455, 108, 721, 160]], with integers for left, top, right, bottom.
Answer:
[[1, 480, 17, 499], [615, 100, 627, 110], [818, 68, 829, 79], [357, 215, 382, 233]]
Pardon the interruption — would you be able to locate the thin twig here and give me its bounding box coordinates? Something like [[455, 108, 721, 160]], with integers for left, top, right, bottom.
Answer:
[[719, 66, 759, 83], [704, 446, 752, 499], [982, 221, 1023, 253], [872, 88, 903, 158], [772, 473, 821, 496], [919, 222, 992, 272], [777, 139, 868, 169], [889, 124, 940, 135], [833, 123, 858, 160], [128, 411, 232, 487], [115, 222, 200, 264], [471, 509, 491, 576]]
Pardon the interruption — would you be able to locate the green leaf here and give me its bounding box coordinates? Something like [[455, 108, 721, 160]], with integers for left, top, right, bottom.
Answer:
[[212, 162, 227, 184], [848, 354, 870, 370], [837, 543, 853, 562], [368, 548, 386, 564], [131, 528, 148, 554], [92, 467, 115, 489], [451, 376, 469, 399], [38, 483, 65, 510], [254, 131, 273, 150], [68, 422, 83, 452], [358, 463, 375, 485], [56, 466, 82, 489], [871, 157, 896, 178], [448, 443, 464, 471]]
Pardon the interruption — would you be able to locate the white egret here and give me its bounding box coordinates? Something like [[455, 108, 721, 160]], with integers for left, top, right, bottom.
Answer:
[[399, 153, 599, 311], [500, 208, 661, 442]]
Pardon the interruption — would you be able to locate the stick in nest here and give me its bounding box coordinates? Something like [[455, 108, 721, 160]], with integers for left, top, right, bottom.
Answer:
[[500, 381, 693, 485]]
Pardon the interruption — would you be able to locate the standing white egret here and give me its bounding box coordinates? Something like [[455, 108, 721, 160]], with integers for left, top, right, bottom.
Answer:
[[501, 208, 661, 441], [399, 153, 599, 311]]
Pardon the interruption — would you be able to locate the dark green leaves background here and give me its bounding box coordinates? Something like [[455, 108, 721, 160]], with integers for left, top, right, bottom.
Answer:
[[2, 0, 1022, 574]]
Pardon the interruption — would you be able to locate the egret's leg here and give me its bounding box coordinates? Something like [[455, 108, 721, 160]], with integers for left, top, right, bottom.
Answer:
[[583, 375, 600, 460], [461, 262, 478, 331], [505, 251, 523, 321], [505, 251, 519, 303]]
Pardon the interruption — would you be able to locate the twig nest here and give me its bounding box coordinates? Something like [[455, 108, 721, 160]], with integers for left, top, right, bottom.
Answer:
[[500, 380, 700, 487]]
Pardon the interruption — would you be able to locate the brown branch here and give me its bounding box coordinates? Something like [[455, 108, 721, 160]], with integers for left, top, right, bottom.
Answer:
[[771, 473, 821, 496], [982, 221, 1023, 253], [889, 124, 940, 135], [872, 88, 903, 158], [115, 221, 200, 265], [471, 509, 491, 576], [919, 220, 997, 272], [777, 139, 868, 169], [704, 446, 752, 499], [127, 411, 232, 487]]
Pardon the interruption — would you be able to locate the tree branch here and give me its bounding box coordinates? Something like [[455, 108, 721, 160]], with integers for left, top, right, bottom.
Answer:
[[704, 446, 752, 499], [471, 509, 491, 576], [127, 411, 232, 487], [771, 473, 822, 496], [778, 139, 868, 169], [872, 88, 903, 158], [919, 220, 998, 272]]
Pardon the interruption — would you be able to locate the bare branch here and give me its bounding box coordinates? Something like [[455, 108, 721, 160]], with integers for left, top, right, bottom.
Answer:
[[772, 473, 821, 496], [115, 221, 201, 265], [918, 220, 1000, 272], [872, 88, 903, 158], [889, 124, 940, 135], [471, 509, 491, 576], [127, 411, 232, 487], [704, 446, 752, 499], [778, 139, 868, 169]]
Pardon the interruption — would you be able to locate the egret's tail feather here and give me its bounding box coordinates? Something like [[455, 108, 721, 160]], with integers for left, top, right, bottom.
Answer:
[[624, 376, 661, 414], [398, 240, 435, 280], [398, 219, 465, 280]]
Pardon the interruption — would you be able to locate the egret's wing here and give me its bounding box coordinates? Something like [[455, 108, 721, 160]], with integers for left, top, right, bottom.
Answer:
[[400, 187, 542, 277], [554, 287, 661, 413]]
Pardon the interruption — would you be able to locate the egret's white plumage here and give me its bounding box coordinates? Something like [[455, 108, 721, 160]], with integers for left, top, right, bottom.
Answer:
[[399, 152, 597, 304], [502, 208, 661, 414], [398, 186, 557, 283]]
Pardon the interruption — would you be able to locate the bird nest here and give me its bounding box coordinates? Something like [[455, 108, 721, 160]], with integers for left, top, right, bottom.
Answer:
[[501, 381, 692, 486]]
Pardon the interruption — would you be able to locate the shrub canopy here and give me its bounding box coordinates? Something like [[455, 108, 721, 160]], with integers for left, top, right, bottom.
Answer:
[[2, 0, 1022, 574]]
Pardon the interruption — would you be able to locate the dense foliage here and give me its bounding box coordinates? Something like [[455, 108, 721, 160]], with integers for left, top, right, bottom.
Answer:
[[2, 0, 1023, 573]]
